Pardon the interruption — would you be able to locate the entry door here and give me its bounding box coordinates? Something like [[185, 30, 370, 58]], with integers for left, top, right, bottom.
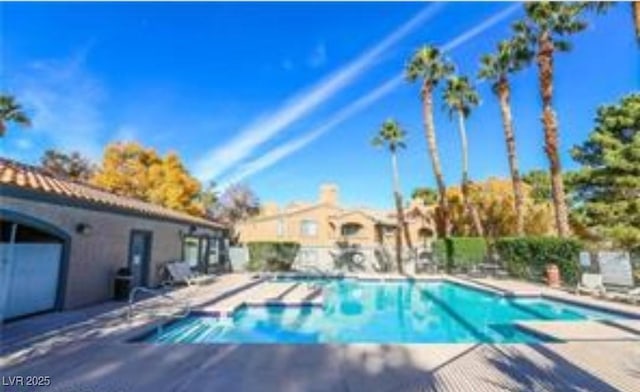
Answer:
[[129, 231, 152, 287]]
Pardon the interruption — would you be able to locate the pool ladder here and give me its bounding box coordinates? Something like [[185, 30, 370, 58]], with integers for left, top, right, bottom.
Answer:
[[127, 286, 191, 322]]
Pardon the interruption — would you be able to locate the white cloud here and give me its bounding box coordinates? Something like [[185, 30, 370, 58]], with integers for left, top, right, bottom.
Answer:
[[219, 4, 521, 186], [307, 42, 328, 68], [11, 50, 106, 159], [192, 3, 445, 182]]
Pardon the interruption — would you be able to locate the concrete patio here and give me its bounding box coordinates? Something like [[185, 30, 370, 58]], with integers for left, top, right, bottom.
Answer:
[[2, 274, 639, 391]]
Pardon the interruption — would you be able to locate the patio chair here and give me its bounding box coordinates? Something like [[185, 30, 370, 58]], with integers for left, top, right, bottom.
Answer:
[[625, 287, 640, 304], [603, 286, 640, 305], [166, 261, 216, 286], [576, 273, 606, 296]]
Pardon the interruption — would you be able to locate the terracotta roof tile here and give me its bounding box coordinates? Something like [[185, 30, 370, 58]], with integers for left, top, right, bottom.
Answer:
[[0, 158, 223, 229]]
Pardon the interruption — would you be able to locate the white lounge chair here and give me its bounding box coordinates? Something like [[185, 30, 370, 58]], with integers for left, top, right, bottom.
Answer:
[[576, 273, 606, 296], [626, 287, 640, 304], [166, 261, 215, 286], [605, 287, 640, 305]]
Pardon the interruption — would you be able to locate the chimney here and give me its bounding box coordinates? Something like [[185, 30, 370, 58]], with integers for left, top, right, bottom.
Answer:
[[319, 183, 338, 206]]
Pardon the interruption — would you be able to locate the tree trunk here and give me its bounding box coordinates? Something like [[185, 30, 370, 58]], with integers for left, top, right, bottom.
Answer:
[[537, 32, 570, 237], [390, 151, 405, 273], [421, 85, 450, 237], [456, 110, 484, 237], [633, 2, 640, 42], [497, 79, 525, 236]]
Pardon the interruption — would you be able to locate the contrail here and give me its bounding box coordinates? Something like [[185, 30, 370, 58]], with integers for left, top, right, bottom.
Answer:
[[192, 3, 446, 182], [217, 77, 400, 189], [219, 4, 521, 187]]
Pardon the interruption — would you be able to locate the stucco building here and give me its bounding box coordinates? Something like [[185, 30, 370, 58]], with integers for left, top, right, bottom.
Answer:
[[1, 158, 227, 320], [236, 184, 436, 271]]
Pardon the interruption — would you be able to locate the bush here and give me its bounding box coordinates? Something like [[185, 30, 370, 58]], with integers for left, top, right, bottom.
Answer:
[[433, 237, 488, 272], [494, 237, 582, 284], [247, 241, 300, 272]]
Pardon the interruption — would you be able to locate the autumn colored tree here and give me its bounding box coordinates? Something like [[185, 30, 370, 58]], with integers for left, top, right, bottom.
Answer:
[[445, 178, 554, 238], [147, 153, 204, 217], [40, 149, 96, 182], [92, 142, 204, 216]]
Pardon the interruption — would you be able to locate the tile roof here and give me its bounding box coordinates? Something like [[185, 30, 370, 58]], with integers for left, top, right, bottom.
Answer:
[[0, 158, 224, 229]]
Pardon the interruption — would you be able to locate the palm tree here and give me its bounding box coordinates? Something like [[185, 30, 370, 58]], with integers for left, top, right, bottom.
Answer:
[[0, 95, 31, 137], [405, 45, 454, 237], [513, 2, 610, 237], [442, 75, 484, 237], [372, 119, 412, 273], [634, 2, 640, 41], [478, 38, 532, 236]]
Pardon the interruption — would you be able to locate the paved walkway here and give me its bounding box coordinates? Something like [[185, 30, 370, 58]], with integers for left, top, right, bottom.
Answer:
[[2, 273, 640, 391]]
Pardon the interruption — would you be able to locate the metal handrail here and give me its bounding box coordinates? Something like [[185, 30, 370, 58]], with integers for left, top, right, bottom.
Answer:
[[127, 286, 191, 321]]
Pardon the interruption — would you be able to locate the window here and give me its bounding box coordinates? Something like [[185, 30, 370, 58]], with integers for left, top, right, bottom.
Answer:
[[182, 236, 200, 269], [300, 220, 318, 237], [182, 234, 222, 272]]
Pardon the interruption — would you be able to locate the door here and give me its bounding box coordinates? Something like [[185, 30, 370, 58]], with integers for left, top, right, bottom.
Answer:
[[1, 217, 66, 320], [129, 230, 152, 287]]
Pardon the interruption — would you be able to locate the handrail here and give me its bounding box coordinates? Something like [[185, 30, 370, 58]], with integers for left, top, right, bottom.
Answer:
[[127, 286, 191, 321]]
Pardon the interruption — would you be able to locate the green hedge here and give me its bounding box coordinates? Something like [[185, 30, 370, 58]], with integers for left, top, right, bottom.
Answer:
[[247, 241, 300, 272], [494, 237, 582, 284], [433, 237, 488, 272]]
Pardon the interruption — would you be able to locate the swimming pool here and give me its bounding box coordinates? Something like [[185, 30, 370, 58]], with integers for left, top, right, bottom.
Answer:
[[142, 280, 629, 344]]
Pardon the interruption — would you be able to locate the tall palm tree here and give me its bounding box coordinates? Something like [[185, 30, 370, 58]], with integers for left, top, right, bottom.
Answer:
[[0, 95, 31, 137], [513, 2, 609, 237], [478, 38, 532, 236], [405, 45, 454, 237], [634, 2, 640, 41], [372, 119, 411, 274], [442, 75, 484, 237]]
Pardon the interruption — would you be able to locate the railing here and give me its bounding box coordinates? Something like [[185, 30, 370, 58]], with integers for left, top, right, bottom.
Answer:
[[127, 286, 191, 321]]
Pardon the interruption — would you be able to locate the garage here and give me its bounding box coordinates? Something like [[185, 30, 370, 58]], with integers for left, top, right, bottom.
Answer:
[[0, 212, 68, 320]]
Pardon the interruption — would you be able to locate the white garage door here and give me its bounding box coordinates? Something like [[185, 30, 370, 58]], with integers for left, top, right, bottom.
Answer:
[[1, 243, 62, 319]]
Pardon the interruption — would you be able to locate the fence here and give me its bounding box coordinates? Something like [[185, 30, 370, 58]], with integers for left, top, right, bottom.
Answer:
[[228, 244, 410, 273]]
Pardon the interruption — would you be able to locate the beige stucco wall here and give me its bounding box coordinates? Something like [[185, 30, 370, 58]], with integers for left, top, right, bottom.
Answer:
[[238, 204, 343, 246], [1, 195, 221, 310]]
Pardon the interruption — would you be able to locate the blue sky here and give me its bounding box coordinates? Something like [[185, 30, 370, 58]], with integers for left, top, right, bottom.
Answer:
[[2, 2, 637, 209]]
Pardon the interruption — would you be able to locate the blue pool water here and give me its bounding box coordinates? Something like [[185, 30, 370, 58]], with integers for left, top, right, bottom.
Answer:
[[143, 280, 627, 344]]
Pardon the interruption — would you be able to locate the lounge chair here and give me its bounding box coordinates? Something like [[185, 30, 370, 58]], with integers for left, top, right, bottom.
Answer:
[[166, 261, 216, 286], [626, 288, 640, 304], [576, 273, 606, 296], [604, 287, 640, 305]]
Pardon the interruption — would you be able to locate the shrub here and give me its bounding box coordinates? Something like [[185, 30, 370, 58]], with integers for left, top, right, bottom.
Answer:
[[247, 241, 300, 272], [494, 237, 582, 284], [433, 237, 488, 272]]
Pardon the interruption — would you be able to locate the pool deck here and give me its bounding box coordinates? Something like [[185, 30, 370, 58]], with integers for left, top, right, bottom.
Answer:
[[2, 273, 640, 391]]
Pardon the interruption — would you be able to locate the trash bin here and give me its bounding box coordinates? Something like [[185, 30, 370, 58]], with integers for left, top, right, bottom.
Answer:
[[113, 267, 133, 301]]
